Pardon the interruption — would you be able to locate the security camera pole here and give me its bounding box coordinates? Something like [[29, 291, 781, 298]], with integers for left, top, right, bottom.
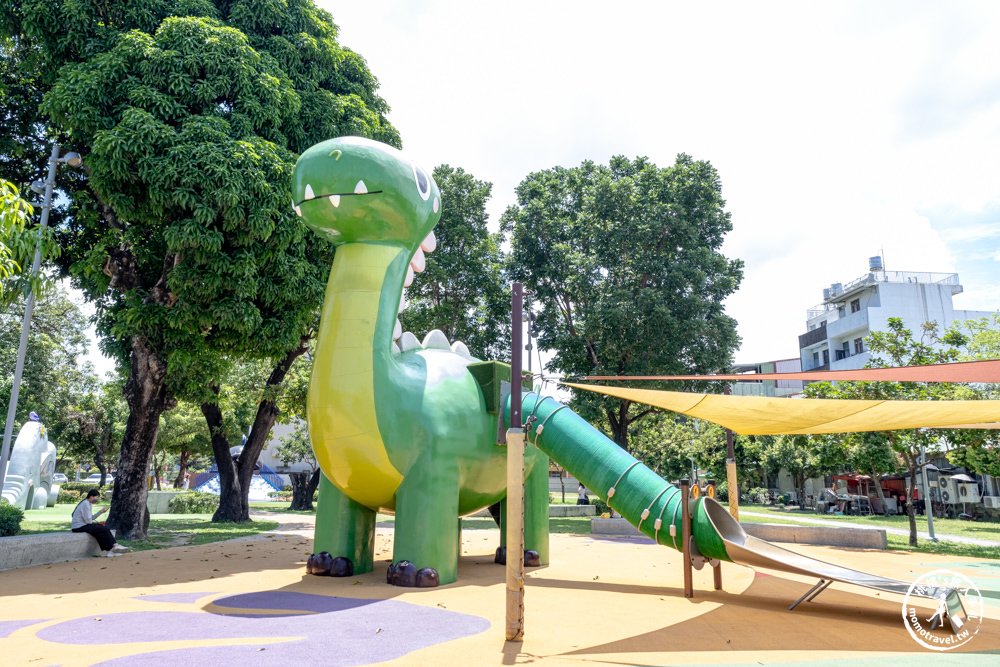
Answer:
[[0, 144, 82, 495], [505, 282, 525, 641]]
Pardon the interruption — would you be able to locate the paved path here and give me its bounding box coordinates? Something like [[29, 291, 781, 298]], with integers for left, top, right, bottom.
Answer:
[[740, 510, 1000, 547]]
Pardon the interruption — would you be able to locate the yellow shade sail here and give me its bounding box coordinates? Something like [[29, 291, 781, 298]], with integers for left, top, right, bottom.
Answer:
[[561, 383, 1000, 435]]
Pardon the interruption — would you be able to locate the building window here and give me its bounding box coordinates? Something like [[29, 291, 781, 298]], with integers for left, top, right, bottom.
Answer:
[[838, 306, 846, 317], [850, 298, 860, 313], [813, 352, 819, 363], [822, 349, 829, 365], [854, 337, 864, 354]]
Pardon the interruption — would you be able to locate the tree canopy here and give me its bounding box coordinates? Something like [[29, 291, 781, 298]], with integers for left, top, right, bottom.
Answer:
[[1, 0, 399, 537], [502, 154, 743, 450]]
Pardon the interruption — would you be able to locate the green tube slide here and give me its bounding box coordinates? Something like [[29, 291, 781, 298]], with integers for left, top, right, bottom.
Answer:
[[508, 392, 968, 626], [510, 393, 703, 556]]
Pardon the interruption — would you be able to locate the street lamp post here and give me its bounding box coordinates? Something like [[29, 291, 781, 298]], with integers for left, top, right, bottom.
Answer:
[[0, 144, 81, 497]]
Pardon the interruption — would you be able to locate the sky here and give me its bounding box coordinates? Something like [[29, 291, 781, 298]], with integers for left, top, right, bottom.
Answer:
[[84, 0, 1000, 377], [320, 0, 1000, 360]]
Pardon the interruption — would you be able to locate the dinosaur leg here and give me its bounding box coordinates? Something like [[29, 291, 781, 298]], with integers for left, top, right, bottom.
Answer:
[[493, 450, 548, 568], [524, 445, 550, 566], [308, 473, 375, 577], [389, 455, 459, 587]]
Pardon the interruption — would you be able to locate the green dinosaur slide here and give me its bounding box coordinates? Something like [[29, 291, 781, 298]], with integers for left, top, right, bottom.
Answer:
[[513, 392, 967, 627], [292, 136, 963, 626]]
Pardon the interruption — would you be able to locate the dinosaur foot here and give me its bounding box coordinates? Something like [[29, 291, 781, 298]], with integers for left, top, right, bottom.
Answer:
[[305, 552, 354, 577], [386, 560, 440, 587], [493, 547, 541, 567]]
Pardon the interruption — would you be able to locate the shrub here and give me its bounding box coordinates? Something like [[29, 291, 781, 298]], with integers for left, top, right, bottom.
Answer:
[[168, 491, 219, 514], [58, 488, 84, 504], [0, 499, 25, 537], [61, 482, 112, 493], [713, 480, 729, 503], [746, 487, 769, 505], [592, 498, 610, 516]]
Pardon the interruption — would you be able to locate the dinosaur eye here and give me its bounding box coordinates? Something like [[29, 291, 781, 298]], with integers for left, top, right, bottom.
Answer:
[[412, 163, 431, 201]]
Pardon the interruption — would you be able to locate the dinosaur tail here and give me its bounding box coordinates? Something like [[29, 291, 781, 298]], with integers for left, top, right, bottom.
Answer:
[[507, 393, 966, 626]]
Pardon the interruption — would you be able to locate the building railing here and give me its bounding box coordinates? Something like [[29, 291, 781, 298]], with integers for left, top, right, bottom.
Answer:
[[807, 271, 960, 319]]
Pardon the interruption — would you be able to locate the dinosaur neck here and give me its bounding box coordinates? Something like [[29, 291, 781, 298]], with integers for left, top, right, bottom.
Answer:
[[307, 242, 409, 508]]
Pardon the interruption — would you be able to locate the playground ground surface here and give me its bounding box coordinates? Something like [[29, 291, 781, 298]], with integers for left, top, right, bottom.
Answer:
[[0, 510, 998, 666]]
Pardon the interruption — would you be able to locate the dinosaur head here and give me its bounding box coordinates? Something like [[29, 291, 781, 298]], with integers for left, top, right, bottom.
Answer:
[[292, 137, 440, 253]]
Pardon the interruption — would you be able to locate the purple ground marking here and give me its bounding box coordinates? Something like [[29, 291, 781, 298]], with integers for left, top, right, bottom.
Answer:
[[132, 592, 218, 604], [36, 593, 490, 666], [0, 619, 49, 638]]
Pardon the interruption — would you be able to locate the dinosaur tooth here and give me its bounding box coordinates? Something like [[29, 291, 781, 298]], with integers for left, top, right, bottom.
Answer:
[[393, 318, 402, 340], [329, 194, 340, 208], [420, 231, 437, 253], [451, 341, 472, 359], [404, 265, 414, 287], [304, 184, 315, 200], [433, 197, 439, 214], [410, 247, 425, 273], [422, 329, 451, 350], [354, 180, 368, 195], [294, 205, 301, 217], [398, 294, 408, 314], [391, 341, 400, 356], [398, 331, 421, 352]]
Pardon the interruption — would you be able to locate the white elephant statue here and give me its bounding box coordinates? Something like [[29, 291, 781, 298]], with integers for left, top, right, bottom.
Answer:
[[2, 421, 60, 510]]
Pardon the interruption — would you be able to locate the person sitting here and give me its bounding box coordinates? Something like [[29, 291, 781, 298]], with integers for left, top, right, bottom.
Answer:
[[71, 489, 130, 556]]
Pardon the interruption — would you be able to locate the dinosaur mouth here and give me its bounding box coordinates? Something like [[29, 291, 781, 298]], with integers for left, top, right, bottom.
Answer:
[[294, 180, 382, 209]]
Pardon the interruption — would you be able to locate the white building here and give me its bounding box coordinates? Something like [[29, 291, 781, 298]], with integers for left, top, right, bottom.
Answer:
[[729, 359, 803, 397], [799, 257, 994, 371]]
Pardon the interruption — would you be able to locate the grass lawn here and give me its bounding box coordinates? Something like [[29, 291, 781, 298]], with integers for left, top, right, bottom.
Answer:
[[738, 503, 1000, 541], [15, 504, 278, 552]]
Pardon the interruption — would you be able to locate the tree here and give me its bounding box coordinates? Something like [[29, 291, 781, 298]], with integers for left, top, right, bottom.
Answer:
[[399, 165, 510, 360], [847, 432, 898, 511], [503, 155, 743, 451], [2, 2, 398, 537], [0, 179, 32, 297], [59, 379, 128, 486], [155, 401, 212, 489], [805, 318, 967, 545], [269, 421, 318, 511], [942, 313, 1000, 477], [195, 352, 312, 522], [1, 285, 97, 441], [630, 415, 726, 483]]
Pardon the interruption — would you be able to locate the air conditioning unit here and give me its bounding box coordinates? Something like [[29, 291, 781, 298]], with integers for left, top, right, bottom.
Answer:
[[957, 483, 982, 503], [938, 477, 958, 504], [983, 496, 1000, 509]]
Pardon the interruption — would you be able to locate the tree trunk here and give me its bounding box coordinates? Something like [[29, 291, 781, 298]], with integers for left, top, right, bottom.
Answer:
[[606, 402, 631, 451], [202, 397, 245, 523], [871, 467, 889, 515], [173, 449, 189, 488], [289, 469, 320, 511], [208, 339, 310, 523], [105, 336, 172, 540]]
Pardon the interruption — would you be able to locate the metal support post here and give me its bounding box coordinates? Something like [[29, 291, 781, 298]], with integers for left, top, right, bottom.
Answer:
[[505, 282, 525, 641], [920, 445, 937, 541], [680, 478, 693, 598], [723, 385, 739, 520]]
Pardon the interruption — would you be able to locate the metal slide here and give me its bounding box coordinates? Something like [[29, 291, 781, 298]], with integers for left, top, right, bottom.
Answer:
[[512, 392, 967, 629]]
